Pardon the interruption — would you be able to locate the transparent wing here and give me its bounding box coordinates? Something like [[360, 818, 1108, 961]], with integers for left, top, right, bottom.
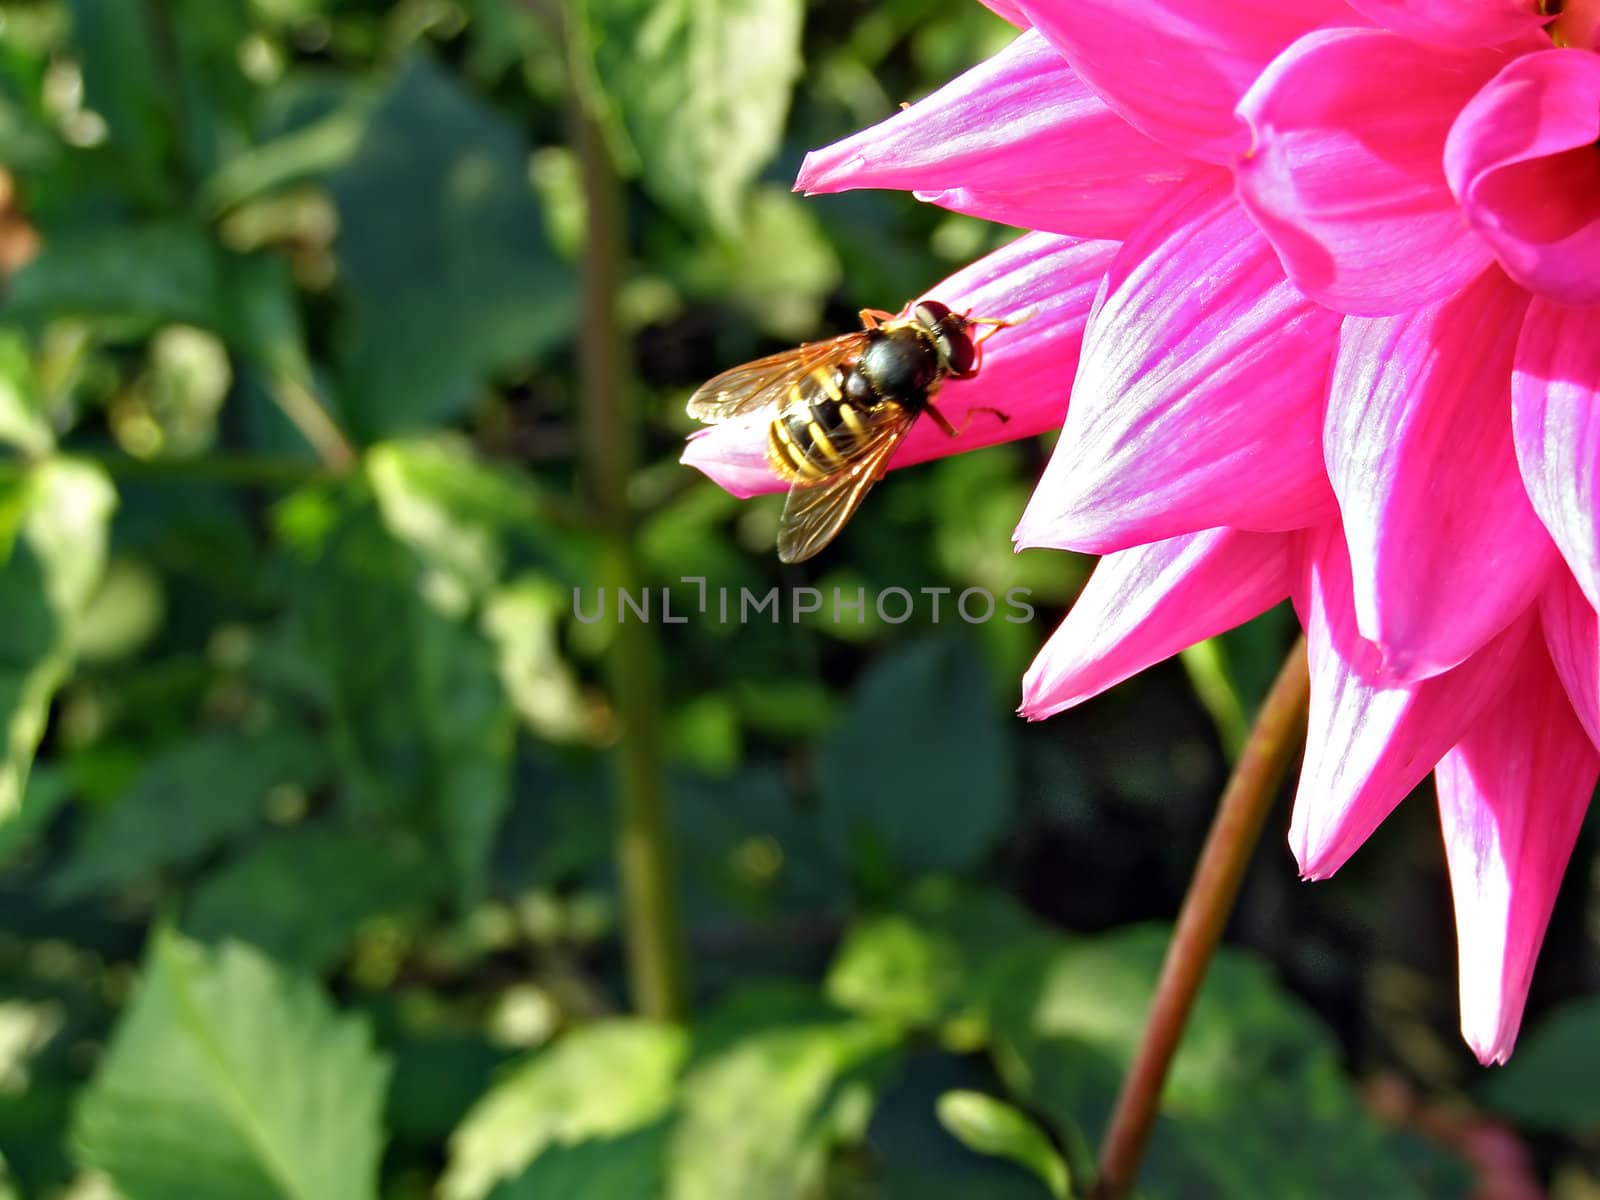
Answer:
[[686, 333, 867, 422], [776, 408, 915, 563]]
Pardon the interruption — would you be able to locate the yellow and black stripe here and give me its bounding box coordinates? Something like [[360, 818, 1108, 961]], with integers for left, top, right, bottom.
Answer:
[[766, 365, 889, 483]]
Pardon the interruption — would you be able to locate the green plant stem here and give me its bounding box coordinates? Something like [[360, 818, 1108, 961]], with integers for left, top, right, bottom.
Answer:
[[269, 371, 357, 472], [1089, 635, 1310, 1200], [571, 56, 688, 1022]]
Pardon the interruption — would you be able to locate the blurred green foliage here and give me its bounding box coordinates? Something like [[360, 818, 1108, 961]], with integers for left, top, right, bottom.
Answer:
[[0, 0, 1593, 1197]]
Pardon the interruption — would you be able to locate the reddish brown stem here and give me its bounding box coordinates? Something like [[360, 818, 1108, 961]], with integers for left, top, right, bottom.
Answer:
[[1089, 635, 1310, 1199]]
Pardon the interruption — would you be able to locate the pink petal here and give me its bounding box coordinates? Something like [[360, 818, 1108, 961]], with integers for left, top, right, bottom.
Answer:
[[1014, 174, 1339, 555], [794, 31, 1193, 241], [1019, 0, 1349, 163], [1326, 267, 1556, 679], [1292, 521, 1534, 880], [1436, 636, 1598, 1064], [1234, 29, 1521, 315], [1345, 0, 1548, 47], [978, 0, 1031, 25], [1020, 528, 1293, 720], [1445, 50, 1600, 305], [681, 231, 1118, 498], [1513, 299, 1600, 608], [1540, 570, 1600, 751]]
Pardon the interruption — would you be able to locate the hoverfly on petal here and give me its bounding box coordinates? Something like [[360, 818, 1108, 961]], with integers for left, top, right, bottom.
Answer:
[[687, 300, 1012, 562]]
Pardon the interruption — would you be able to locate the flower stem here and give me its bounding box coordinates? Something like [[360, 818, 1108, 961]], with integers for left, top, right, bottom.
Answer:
[[1089, 634, 1309, 1199], [570, 50, 688, 1022]]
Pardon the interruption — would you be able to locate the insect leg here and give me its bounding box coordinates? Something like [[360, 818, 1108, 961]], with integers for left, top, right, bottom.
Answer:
[[858, 308, 896, 330], [926, 403, 1010, 438]]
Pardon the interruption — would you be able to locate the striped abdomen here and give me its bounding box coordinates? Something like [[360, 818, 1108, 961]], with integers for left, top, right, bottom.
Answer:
[[767, 365, 898, 481]]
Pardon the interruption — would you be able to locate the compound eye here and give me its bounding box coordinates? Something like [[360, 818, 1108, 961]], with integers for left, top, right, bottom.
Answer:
[[912, 299, 951, 328], [942, 331, 976, 375]]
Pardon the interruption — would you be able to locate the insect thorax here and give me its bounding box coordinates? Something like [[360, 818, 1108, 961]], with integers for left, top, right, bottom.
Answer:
[[855, 327, 941, 410]]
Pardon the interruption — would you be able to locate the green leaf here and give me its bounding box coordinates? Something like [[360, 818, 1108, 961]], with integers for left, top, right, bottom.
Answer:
[[817, 638, 1013, 880], [3, 224, 223, 331], [483, 579, 589, 743], [387, 1034, 511, 1148], [293, 497, 513, 905], [675, 186, 841, 337], [327, 55, 575, 434], [0, 331, 52, 455], [826, 885, 1047, 1038], [74, 931, 390, 1200], [67, 0, 175, 202], [184, 826, 432, 972], [0, 459, 115, 828], [0, 73, 59, 174], [826, 913, 966, 1028], [665, 1017, 895, 1200], [1482, 998, 1600, 1130], [487, 1125, 667, 1200], [985, 927, 1467, 1200], [1179, 604, 1296, 760], [50, 729, 330, 900], [441, 1019, 688, 1200], [936, 1091, 1069, 1199], [203, 99, 375, 214], [0, 765, 68, 866], [579, 0, 802, 232], [366, 436, 548, 604]]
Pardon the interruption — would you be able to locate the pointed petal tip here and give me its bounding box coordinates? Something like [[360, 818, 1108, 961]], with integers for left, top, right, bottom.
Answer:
[[792, 154, 823, 195], [1291, 828, 1347, 881], [793, 148, 859, 196], [1011, 509, 1052, 553], [1017, 668, 1069, 723], [1464, 1025, 1516, 1066]]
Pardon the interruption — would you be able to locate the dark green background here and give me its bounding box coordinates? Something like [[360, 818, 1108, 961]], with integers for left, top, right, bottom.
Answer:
[[0, 0, 1594, 1196]]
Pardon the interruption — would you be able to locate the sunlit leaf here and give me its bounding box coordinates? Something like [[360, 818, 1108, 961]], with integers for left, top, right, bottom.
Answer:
[[483, 579, 590, 743], [674, 187, 841, 338], [0, 331, 51, 455], [72, 557, 165, 663], [442, 1019, 687, 1200], [827, 914, 966, 1028], [578, 0, 802, 232], [74, 932, 389, 1200], [665, 1017, 895, 1200], [367, 437, 544, 605], [204, 101, 374, 214], [826, 884, 1046, 1036], [0, 459, 115, 827], [936, 1091, 1069, 1199]]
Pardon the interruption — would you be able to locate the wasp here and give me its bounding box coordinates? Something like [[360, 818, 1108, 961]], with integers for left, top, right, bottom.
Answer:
[[686, 300, 1012, 563]]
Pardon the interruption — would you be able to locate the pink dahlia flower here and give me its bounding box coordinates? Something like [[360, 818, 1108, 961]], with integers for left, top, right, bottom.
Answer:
[[683, 0, 1600, 1063]]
